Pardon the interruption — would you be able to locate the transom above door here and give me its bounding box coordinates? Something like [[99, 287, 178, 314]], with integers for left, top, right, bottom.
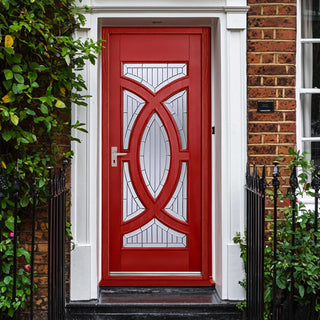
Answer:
[[101, 27, 212, 286]]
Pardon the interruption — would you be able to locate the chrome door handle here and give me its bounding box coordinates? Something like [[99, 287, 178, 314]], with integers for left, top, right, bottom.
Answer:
[[111, 147, 127, 167]]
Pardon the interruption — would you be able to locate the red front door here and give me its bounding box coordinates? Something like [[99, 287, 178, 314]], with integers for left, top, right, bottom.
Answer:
[[101, 28, 212, 286]]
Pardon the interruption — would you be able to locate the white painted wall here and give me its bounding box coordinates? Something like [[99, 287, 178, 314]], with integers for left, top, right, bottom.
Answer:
[[70, 0, 248, 302]]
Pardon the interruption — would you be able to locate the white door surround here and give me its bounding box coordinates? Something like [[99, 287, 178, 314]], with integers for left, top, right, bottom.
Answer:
[[70, 0, 248, 302]]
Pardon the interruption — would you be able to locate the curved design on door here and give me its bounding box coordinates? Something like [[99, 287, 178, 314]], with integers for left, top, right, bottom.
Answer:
[[121, 63, 189, 247]]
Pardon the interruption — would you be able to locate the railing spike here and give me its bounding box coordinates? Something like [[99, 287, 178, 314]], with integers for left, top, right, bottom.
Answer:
[[289, 165, 299, 193], [311, 165, 320, 193]]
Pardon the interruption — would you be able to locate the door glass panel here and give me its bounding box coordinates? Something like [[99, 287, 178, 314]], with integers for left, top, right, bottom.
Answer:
[[123, 90, 146, 149], [123, 218, 187, 248], [165, 162, 187, 222], [123, 162, 145, 222], [140, 113, 170, 199], [164, 90, 188, 149], [123, 63, 187, 93]]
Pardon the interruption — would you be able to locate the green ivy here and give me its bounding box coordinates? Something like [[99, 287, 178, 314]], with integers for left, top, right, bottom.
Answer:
[[0, 0, 102, 317]]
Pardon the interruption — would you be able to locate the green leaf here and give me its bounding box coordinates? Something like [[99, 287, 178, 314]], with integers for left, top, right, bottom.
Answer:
[[11, 54, 22, 64], [17, 137, 29, 144], [4, 69, 13, 80], [5, 215, 14, 231], [12, 65, 22, 73], [3, 79, 12, 91], [298, 285, 305, 298], [276, 277, 286, 289], [3, 276, 11, 285], [12, 83, 29, 94], [2, 131, 12, 142], [10, 114, 19, 126], [40, 104, 49, 114], [17, 247, 30, 262], [14, 73, 24, 84], [27, 71, 37, 83], [2, 262, 10, 274], [25, 108, 36, 116], [20, 197, 29, 208], [39, 177, 46, 188], [65, 54, 71, 65], [55, 100, 66, 108]]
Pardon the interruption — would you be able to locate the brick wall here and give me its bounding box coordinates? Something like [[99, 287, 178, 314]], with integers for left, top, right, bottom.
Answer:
[[247, 0, 297, 180]]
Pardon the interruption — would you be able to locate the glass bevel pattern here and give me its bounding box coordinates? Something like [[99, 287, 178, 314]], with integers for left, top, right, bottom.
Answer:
[[164, 90, 187, 149], [123, 63, 187, 93], [123, 162, 145, 222], [123, 218, 187, 248], [140, 113, 170, 199], [123, 90, 146, 149], [165, 162, 187, 222]]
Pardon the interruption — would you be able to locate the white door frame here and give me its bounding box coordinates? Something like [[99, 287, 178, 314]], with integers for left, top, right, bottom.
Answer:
[[70, 0, 248, 302]]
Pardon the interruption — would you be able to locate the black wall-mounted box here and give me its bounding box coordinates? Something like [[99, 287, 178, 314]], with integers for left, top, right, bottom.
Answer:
[[257, 101, 274, 113]]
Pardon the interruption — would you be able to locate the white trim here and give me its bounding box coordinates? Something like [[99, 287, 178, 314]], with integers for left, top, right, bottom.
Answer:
[[301, 137, 320, 142], [71, 1, 248, 302], [301, 38, 320, 43], [300, 88, 320, 94], [296, 0, 303, 154]]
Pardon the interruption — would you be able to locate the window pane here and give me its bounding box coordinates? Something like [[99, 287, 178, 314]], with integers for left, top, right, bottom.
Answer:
[[301, 94, 320, 137], [303, 141, 320, 165], [302, 0, 320, 38], [302, 43, 320, 88]]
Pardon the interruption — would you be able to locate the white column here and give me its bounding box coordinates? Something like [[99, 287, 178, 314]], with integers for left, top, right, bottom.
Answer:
[[70, 20, 100, 301], [215, 10, 247, 300]]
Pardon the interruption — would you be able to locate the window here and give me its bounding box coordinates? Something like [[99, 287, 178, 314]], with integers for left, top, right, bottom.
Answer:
[[299, 0, 320, 165]]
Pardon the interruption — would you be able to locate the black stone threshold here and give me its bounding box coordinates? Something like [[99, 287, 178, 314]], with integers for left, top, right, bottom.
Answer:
[[66, 287, 245, 320]]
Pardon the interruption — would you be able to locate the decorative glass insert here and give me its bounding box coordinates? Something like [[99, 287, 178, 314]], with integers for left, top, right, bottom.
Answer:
[[123, 162, 145, 222], [165, 162, 187, 222], [140, 113, 170, 199], [123, 63, 187, 93], [123, 218, 187, 248], [164, 90, 187, 149], [123, 90, 146, 149]]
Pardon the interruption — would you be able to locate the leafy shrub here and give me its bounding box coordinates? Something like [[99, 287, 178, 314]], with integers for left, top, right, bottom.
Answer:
[[0, 0, 101, 317]]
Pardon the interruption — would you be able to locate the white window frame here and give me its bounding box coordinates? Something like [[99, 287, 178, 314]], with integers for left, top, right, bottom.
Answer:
[[297, 1, 320, 159]]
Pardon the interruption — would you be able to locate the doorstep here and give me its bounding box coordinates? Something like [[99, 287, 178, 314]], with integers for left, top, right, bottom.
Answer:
[[65, 287, 244, 320]]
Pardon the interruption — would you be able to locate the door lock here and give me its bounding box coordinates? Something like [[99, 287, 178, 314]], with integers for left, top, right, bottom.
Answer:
[[111, 147, 127, 167]]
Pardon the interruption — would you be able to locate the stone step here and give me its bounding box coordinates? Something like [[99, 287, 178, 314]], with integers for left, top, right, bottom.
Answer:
[[66, 287, 244, 320]]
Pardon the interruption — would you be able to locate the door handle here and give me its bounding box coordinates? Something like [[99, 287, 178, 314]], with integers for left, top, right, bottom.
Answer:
[[111, 147, 127, 167]]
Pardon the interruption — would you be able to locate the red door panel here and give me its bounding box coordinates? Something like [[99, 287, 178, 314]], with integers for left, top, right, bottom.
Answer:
[[101, 27, 212, 286]]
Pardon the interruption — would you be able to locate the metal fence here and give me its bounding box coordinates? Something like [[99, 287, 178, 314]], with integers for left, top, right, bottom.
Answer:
[[246, 164, 266, 320], [48, 162, 67, 320], [246, 163, 320, 320], [0, 162, 67, 320]]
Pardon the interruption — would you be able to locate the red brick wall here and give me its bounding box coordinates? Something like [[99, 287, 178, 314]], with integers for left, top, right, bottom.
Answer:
[[247, 0, 297, 179]]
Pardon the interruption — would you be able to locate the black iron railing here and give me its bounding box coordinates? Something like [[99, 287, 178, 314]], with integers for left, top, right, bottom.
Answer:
[[0, 162, 67, 320], [246, 163, 320, 320], [48, 162, 67, 320], [246, 164, 266, 320]]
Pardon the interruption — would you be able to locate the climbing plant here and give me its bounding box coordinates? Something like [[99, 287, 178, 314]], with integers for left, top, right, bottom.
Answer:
[[0, 0, 101, 316]]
